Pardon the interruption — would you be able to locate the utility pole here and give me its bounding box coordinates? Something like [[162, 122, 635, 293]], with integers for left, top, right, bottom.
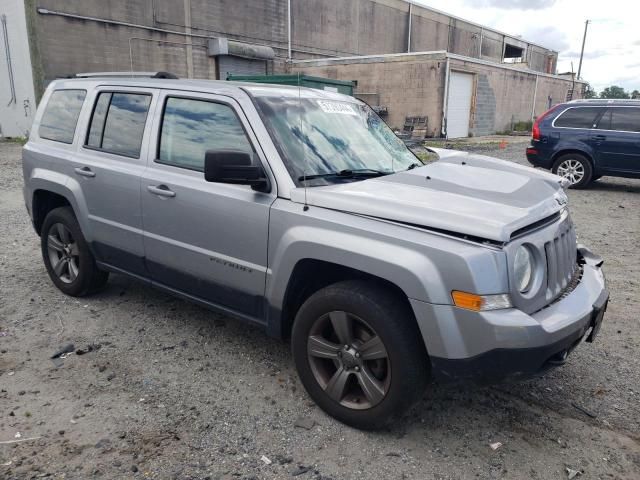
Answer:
[[577, 19, 589, 79]]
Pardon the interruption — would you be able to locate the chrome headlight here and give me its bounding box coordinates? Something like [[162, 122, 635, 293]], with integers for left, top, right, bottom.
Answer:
[[514, 245, 534, 293]]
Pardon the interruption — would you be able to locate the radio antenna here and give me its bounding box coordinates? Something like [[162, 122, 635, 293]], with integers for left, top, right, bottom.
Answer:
[[299, 72, 309, 211]]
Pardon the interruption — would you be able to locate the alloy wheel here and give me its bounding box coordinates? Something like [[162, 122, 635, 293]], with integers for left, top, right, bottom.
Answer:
[[556, 159, 585, 185], [306, 310, 390, 410], [47, 223, 80, 284]]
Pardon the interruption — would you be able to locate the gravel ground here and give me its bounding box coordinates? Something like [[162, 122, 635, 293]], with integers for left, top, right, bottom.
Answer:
[[1, 139, 639, 479]]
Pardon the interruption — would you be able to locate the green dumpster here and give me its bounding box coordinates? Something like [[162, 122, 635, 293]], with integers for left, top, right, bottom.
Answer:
[[226, 74, 355, 96]]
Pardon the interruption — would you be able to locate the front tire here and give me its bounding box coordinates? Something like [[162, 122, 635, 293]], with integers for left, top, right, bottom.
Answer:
[[552, 153, 593, 189], [41, 207, 109, 296], [291, 280, 429, 430]]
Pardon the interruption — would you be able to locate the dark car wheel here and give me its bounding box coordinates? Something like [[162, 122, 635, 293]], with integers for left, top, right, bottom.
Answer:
[[41, 207, 109, 296], [291, 280, 429, 430], [552, 153, 593, 189]]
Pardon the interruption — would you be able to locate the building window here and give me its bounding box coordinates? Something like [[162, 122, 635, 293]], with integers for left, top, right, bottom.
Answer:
[[503, 44, 524, 63], [157, 97, 254, 171], [39, 89, 87, 144], [85, 92, 152, 158]]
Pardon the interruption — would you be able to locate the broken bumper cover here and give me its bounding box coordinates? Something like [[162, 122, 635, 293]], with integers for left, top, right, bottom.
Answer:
[[411, 245, 608, 383]]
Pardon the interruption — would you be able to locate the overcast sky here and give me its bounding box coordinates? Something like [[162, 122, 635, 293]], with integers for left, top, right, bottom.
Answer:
[[415, 0, 639, 93]]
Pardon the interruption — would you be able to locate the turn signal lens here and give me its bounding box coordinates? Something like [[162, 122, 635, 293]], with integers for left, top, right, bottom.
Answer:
[[452, 291, 513, 312]]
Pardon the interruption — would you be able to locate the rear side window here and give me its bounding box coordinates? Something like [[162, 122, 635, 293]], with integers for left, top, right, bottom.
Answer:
[[86, 92, 152, 158], [157, 97, 254, 171], [597, 108, 640, 132], [553, 107, 604, 129], [39, 89, 86, 143]]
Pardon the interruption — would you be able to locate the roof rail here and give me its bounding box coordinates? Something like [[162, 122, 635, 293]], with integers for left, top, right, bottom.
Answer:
[[72, 71, 179, 79], [568, 98, 640, 104]]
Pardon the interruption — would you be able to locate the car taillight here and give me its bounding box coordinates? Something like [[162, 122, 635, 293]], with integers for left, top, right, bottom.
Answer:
[[532, 104, 561, 141]]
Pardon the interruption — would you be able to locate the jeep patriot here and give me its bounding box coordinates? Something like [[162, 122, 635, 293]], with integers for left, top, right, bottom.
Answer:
[[23, 74, 608, 429]]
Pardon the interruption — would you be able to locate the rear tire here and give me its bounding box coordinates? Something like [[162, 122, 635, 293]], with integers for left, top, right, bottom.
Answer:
[[41, 207, 109, 296], [552, 153, 593, 189], [291, 280, 429, 430]]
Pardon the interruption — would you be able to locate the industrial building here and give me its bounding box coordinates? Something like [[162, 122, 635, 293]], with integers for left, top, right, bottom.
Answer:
[[1, 0, 585, 138]]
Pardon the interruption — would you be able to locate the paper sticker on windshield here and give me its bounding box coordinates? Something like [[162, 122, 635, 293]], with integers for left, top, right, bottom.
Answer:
[[317, 100, 358, 115]]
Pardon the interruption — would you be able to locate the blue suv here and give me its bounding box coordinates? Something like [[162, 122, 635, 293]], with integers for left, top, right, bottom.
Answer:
[[526, 99, 640, 188]]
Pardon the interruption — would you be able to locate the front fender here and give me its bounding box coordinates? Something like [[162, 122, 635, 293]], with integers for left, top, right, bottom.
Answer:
[[265, 200, 508, 332]]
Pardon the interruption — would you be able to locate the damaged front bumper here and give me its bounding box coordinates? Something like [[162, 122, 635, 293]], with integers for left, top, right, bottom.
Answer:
[[411, 245, 609, 383]]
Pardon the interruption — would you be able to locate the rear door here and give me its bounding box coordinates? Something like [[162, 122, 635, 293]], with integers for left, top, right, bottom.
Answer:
[[140, 90, 275, 323], [593, 106, 640, 173], [71, 87, 159, 276]]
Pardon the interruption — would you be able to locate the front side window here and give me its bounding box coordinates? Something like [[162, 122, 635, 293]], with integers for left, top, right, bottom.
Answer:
[[86, 92, 152, 158], [158, 97, 253, 171], [597, 107, 640, 133], [554, 107, 604, 129], [252, 93, 418, 186], [39, 89, 86, 143]]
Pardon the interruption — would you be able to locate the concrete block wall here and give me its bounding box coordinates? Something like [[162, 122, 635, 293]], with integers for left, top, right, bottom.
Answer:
[[26, 0, 558, 95], [292, 54, 447, 135], [472, 74, 496, 137], [294, 54, 583, 137]]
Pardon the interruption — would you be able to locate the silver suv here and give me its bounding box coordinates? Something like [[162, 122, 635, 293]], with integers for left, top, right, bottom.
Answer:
[[23, 74, 608, 429]]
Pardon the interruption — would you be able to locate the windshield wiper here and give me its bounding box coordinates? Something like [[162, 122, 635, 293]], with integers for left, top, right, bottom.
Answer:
[[406, 163, 422, 170], [298, 168, 391, 182]]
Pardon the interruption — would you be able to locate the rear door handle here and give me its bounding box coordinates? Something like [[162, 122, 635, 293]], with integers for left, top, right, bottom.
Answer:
[[74, 166, 96, 178], [590, 135, 606, 141], [147, 184, 176, 198]]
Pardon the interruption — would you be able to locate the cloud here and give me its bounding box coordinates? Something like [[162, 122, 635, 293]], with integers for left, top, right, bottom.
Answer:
[[521, 25, 570, 51], [465, 0, 556, 10], [562, 49, 609, 60]]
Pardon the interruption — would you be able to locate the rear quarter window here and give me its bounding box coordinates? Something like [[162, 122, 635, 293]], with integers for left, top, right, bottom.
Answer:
[[39, 89, 87, 144], [553, 107, 604, 129]]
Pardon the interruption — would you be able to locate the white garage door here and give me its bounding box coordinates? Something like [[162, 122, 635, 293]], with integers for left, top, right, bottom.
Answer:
[[447, 72, 474, 138]]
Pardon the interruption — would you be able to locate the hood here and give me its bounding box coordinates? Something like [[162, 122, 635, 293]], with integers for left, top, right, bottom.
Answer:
[[290, 150, 567, 243]]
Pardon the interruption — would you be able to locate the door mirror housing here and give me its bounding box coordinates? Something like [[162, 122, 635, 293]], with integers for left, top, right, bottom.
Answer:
[[204, 150, 270, 192]]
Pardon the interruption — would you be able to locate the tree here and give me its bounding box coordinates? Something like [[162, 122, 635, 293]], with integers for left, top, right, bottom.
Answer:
[[632, 90, 640, 99], [599, 86, 630, 99], [583, 83, 597, 99]]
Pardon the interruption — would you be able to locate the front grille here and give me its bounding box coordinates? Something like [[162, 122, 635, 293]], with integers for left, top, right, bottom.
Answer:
[[544, 221, 578, 300]]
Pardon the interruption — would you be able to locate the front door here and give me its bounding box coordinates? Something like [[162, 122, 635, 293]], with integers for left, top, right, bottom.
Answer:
[[141, 91, 275, 323], [593, 106, 640, 173]]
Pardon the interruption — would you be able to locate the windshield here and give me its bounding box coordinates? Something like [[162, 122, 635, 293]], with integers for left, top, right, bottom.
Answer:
[[252, 94, 420, 186]]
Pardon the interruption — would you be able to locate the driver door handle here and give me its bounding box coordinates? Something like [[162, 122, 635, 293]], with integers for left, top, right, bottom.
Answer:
[[147, 184, 176, 198]]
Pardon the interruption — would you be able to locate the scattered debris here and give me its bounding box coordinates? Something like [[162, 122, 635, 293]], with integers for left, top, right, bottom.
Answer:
[[291, 466, 311, 476], [566, 467, 581, 479], [75, 344, 101, 355], [294, 416, 316, 430], [571, 402, 597, 418], [1, 460, 12, 466], [385, 452, 401, 457], [260, 455, 272, 465], [0, 436, 41, 445], [50, 357, 64, 368], [51, 344, 75, 359], [0, 331, 8, 337], [7, 371, 14, 376], [490, 442, 502, 451], [14, 432, 21, 439], [274, 454, 293, 465]]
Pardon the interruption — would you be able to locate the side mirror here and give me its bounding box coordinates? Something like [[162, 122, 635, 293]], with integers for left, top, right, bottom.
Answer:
[[204, 150, 270, 192]]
